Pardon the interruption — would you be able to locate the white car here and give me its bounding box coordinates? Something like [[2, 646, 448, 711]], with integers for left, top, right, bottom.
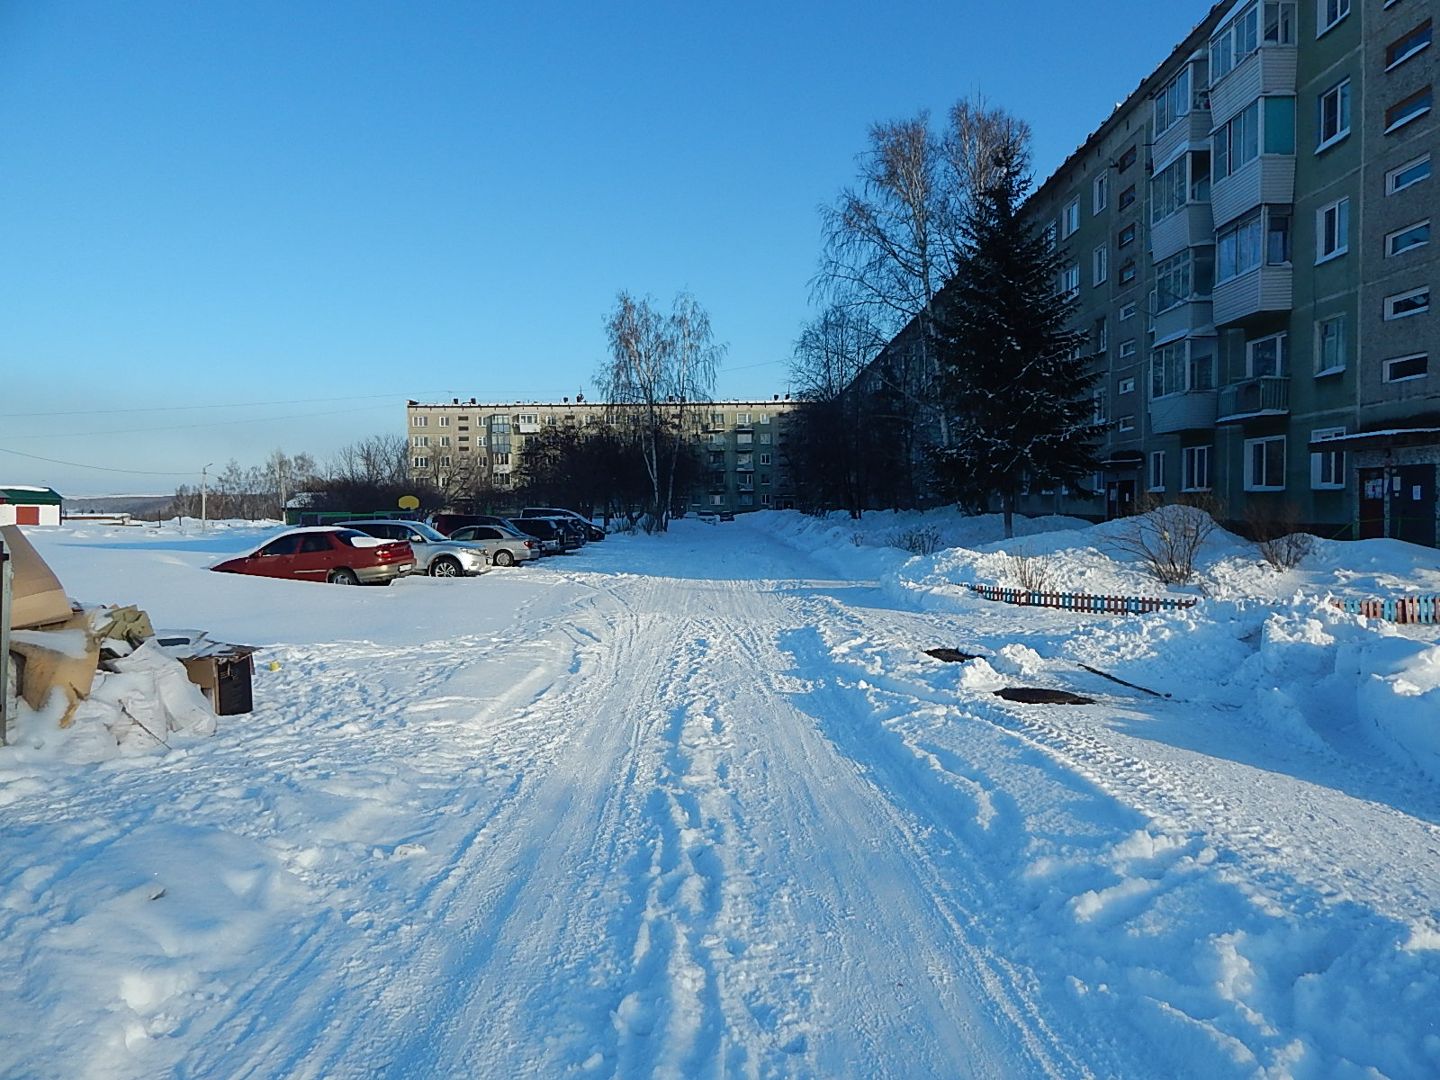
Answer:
[[347, 520, 489, 577]]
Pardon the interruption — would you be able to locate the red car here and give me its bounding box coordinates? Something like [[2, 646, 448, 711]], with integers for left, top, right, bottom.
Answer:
[[211, 527, 415, 585]]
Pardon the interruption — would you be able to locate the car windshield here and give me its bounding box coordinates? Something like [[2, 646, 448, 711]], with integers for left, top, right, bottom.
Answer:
[[407, 523, 449, 542]]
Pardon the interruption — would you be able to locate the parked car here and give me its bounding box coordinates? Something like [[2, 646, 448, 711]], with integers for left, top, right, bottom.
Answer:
[[447, 524, 540, 566], [505, 517, 572, 554], [346, 520, 489, 577], [211, 527, 414, 585], [428, 512, 515, 537], [534, 516, 588, 548], [520, 506, 607, 541]]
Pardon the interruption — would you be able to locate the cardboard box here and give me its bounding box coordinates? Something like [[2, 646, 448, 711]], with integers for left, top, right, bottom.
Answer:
[[173, 641, 257, 716], [1, 525, 71, 630]]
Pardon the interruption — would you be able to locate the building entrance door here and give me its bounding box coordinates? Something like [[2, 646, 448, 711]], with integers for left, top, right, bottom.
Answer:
[[1105, 479, 1136, 520], [1393, 464, 1436, 548], [1358, 469, 1386, 540]]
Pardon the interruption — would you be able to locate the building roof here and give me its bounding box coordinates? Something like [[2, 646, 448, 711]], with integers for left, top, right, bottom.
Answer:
[[0, 486, 63, 504], [407, 398, 794, 408]]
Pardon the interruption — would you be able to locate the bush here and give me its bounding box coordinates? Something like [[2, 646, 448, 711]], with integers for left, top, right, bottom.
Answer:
[[1007, 547, 1056, 591], [1246, 501, 1313, 571], [894, 524, 944, 555], [1109, 497, 1219, 585]]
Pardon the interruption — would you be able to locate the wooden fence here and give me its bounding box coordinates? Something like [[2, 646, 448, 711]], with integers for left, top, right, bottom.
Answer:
[[1328, 595, 1439, 624], [966, 584, 1198, 615]]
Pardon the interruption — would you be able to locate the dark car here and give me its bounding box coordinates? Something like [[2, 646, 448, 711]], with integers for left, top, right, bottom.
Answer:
[[520, 506, 607, 541], [507, 517, 577, 553], [535, 516, 588, 547], [211, 527, 414, 585]]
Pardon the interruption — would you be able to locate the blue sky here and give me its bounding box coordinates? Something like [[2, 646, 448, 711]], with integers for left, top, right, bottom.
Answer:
[[2, 1, 1212, 496]]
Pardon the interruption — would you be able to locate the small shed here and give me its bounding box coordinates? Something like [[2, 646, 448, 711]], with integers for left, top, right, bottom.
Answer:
[[0, 486, 64, 527]]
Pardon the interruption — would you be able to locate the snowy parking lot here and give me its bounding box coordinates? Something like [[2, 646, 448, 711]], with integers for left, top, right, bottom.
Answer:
[[3, 513, 1440, 1078]]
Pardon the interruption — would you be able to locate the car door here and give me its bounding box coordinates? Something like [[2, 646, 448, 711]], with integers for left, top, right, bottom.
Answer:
[[248, 534, 303, 577], [291, 532, 340, 579]]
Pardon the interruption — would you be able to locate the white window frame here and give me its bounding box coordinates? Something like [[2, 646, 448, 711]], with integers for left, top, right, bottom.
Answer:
[[1182, 445, 1212, 492], [1315, 313, 1347, 375], [1093, 244, 1108, 285], [1386, 220, 1430, 257], [758, 452, 771, 466], [412, 415, 428, 427], [1316, 198, 1349, 263], [1385, 87, 1433, 133], [1387, 154, 1431, 195], [1093, 173, 1108, 213], [1118, 339, 1137, 359], [1246, 331, 1289, 377], [1062, 198, 1081, 238], [1060, 263, 1080, 298], [1148, 451, 1166, 492], [1385, 21, 1432, 71], [1311, 427, 1346, 490], [1092, 388, 1107, 424], [1118, 376, 1136, 394], [1244, 435, 1287, 491], [412, 434, 429, 448], [1316, 79, 1351, 152], [1119, 301, 1137, 321], [1383, 352, 1429, 382], [1317, 0, 1350, 38], [412, 456, 429, 469], [1117, 415, 1136, 433], [1385, 287, 1430, 320]]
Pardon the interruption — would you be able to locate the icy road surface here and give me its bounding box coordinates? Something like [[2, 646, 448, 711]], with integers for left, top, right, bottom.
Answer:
[[5, 517, 1440, 1078]]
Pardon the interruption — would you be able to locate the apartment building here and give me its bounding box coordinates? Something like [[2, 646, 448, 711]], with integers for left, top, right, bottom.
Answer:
[[404, 397, 797, 514], [1012, 0, 1438, 545]]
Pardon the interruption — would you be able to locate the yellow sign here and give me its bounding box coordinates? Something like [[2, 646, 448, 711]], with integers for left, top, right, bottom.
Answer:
[[398, 495, 420, 510]]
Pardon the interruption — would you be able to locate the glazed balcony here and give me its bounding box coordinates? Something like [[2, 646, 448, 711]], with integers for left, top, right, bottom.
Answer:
[[1150, 389, 1219, 434], [1213, 265, 1292, 327]]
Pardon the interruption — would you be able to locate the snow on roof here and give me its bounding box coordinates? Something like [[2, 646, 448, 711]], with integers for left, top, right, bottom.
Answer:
[[0, 485, 63, 502]]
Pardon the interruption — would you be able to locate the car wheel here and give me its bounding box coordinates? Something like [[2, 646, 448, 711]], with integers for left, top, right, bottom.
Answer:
[[327, 567, 360, 585], [494, 549, 515, 567], [430, 557, 462, 578]]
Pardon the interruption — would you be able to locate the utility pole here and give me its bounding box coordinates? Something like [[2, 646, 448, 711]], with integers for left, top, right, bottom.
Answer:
[[1, 536, 12, 747], [201, 462, 213, 532]]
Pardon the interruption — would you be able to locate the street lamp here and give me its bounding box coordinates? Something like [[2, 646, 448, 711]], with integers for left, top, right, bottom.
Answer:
[[201, 463, 214, 532]]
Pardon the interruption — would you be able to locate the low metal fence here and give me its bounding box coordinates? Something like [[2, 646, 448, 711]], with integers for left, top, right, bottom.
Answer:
[[967, 583, 1198, 615]]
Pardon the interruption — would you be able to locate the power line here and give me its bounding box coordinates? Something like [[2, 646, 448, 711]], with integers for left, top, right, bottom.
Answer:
[[3, 403, 398, 440], [0, 390, 456, 420], [0, 446, 199, 476]]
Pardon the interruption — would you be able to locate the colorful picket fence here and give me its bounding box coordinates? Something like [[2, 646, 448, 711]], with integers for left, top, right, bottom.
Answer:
[[967, 583, 1198, 615], [1328, 595, 1439, 624]]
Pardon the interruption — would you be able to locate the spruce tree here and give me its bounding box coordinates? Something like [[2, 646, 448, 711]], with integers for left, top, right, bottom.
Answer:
[[929, 145, 1104, 538]]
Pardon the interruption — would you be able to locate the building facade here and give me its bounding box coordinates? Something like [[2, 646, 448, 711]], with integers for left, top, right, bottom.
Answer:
[[1011, 0, 1437, 544], [404, 398, 797, 514]]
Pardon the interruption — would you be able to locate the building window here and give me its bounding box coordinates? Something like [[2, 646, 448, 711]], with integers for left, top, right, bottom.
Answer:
[[758, 452, 771, 466], [1118, 415, 1136, 432], [412, 456, 429, 469], [1149, 451, 1166, 492], [1062, 198, 1080, 238], [1119, 339, 1137, 359], [440, 455, 452, 468], [1244, 436, 1286, 491], [737, 412, 751, 424], [1093, 244, 1108, 285], [1118, 222, 1137, 248], [1118, 261, 1137, 285], [1247, 332, 1289, 377], [412, 415, 428, 427], [1155, 65, 1192, 135], [1152, 340, 1215, 397], [1094, 174, 1108, 213], [1315, 314, 1347, 374], [1119, 185, 1137, 210], [1212, 6, 1259, 82], [1092, 388, 1107, 424], [1218, 213, 1264, 280], [1183, 445, 1212, 491], [1386, 20, 1432, 70], [1154, 249, 1214, 312], [1387, 220, 1430, 256], [1385, 286, 1430, 319], [1317, 80, 1351, 150], [1151, 157, 1189, 224], [1316, 198, 1349, 262], [1311, 428, 1346, 489], [440, 435, 451, 446], [1384, 353, 1429, 381], [1387, 154, 1431, 194], [1060, 263, 1080, 297], [1318, 0, 1350, 37], [1385, 87, 1433, 133], [1119, 301, 1137, 321], [1213, 101, 1260, 181], [1118, 376, 1136, 394], [412, 435, 429, 448], [1116, 146, 1138, 173]]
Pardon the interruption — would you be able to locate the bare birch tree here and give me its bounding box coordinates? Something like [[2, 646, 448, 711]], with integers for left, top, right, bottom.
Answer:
[[600, 290, 722, 531]]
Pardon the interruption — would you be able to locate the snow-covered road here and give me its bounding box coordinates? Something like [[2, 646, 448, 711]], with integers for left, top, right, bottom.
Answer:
[[5, 518, 1440, 1078]]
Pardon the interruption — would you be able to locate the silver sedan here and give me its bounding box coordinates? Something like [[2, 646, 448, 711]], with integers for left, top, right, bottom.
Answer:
[[448, 524, 542, 566], [347, 520, 490, 577]]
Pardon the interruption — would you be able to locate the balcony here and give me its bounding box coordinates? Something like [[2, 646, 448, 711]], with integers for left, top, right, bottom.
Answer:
[[1213, 265, 1292, 327], [1217, 376, 1290, 422], [1212, 155, 1295, 228], [1152, 299, 1214, 343], [1149, 389, 1218, 434], [1150, 203, 1214, 262], [1209, 45, 1297, 126]]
